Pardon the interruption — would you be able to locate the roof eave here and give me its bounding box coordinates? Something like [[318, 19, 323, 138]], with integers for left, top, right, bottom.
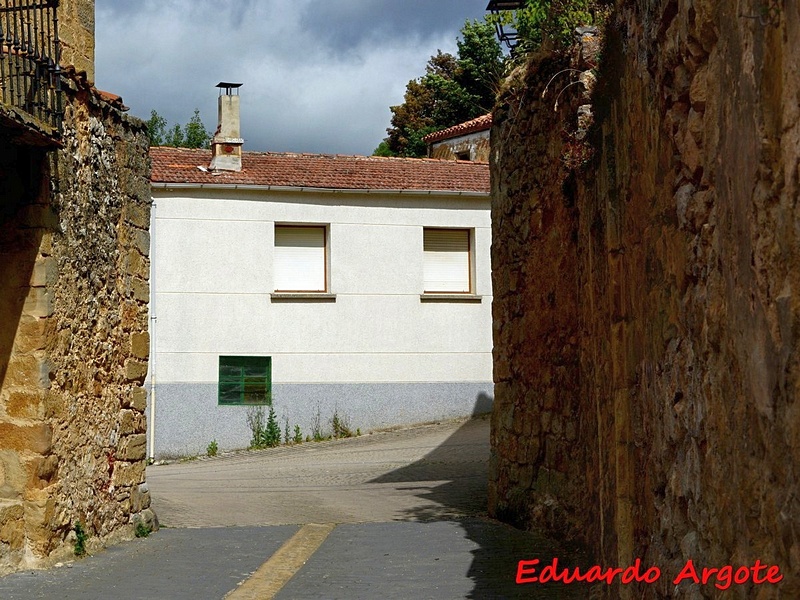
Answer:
[[150, 181, 490, 197]]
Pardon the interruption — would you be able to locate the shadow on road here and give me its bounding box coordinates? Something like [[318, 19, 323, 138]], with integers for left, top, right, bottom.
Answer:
[[369, 397, 591, 599]]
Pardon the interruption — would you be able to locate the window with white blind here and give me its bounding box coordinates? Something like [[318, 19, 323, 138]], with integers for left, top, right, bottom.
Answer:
[[423, 228, 472, 293], [274, 225, 327, 292]]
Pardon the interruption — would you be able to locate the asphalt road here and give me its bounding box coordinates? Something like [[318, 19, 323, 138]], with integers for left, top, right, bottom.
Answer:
[[0, 416, 590, 599]]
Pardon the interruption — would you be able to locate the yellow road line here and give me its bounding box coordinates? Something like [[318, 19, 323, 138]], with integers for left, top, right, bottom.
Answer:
[[225, 523, 336, 600]]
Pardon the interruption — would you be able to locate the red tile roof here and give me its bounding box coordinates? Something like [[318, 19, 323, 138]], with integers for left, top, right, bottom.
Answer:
[[422, 114, 493, 144], [150, 147, 490, 194], [95, 89, 128, 111]]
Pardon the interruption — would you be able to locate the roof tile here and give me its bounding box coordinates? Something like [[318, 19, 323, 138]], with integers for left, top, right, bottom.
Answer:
[[150, 148, 490, 194], [422, 114, 493, 144]]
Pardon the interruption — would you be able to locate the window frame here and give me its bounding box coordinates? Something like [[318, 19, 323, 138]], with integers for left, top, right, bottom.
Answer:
[[218, 355, 272, 406], [272, 223, 330, 294], [422, 227, 475, 295]]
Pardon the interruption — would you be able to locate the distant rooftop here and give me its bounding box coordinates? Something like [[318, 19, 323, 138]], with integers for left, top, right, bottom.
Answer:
[[422, 114, 493, 144], [150, 147, 490, 194]]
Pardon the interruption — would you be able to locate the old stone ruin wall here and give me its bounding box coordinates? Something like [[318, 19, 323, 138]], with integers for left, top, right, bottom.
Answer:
[[59, 0, 96, 83], [0, 72, 152, 574], [490, 1, 799, 598]]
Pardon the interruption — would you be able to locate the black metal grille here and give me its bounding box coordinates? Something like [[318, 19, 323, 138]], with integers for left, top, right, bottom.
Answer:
[[0, 0, 62, 135], [486, 0, 525, 51]]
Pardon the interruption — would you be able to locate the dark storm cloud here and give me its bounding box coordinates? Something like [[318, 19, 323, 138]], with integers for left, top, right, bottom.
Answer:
[[94, 0, 493, 155], [298, 0, 489, 54]]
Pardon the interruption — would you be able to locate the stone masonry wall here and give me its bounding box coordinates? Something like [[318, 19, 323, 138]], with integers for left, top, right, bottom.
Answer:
[[490, 1, 799, 598], [430, 132, 491, 162], [59, 0, 95, 83], [0, 72, 152, 574]]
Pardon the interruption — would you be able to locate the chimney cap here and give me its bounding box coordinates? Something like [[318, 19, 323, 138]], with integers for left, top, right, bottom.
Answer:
[[216, 82, 243, 95]]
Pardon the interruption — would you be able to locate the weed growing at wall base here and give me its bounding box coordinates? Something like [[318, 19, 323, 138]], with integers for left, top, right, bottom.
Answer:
[[206, 439, 218, 457], [135, 522, 152, 538], [248, 405, 282, 448], [73, 522, 88, 556], [331, 407, 354, 439], [245, 405, 358, 450], [293, 424, 303, 444]]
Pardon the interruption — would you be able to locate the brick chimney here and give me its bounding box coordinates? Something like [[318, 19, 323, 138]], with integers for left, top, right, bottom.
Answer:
[[210, 82, 244, 172]]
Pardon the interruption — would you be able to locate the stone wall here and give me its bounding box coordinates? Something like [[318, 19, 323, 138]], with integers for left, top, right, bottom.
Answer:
[[59, 0, 95, 82], [430, 131, 491, 162], [0, 71, 152, 574], [490, 1, 799, 598]]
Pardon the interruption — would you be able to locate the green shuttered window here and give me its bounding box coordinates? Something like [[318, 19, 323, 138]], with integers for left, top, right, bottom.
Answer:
[[423, 228, 471, 293], [218, 356, 272, 405]]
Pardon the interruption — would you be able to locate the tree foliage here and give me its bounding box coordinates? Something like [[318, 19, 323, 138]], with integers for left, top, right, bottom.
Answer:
[[184, 109, 211, 149], [145, 110, 167, 147], [375, 19, 503, 158], [145, 108, 211, 149]]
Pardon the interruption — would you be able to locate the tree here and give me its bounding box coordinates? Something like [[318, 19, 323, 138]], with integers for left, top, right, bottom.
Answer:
[[145, 110, 167, 147], [145, 108, 211, 149], [183, 109, 211, 149], [375, 19, 503, 158], [164, 123, 184, 148]]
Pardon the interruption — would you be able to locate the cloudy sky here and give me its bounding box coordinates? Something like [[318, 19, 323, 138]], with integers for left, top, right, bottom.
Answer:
[[95, 0, 493, 155]]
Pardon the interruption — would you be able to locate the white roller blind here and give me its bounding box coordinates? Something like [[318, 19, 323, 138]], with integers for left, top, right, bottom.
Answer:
[[274, 226, 326, 291], [423, 228, 470, 293]]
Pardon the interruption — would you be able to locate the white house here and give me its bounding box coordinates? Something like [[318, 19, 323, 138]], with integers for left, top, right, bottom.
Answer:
[[147, 89, 492, 458]]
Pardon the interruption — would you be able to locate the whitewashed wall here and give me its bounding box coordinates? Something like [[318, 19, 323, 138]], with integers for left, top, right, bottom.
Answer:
[[149, 187, 493, 457]]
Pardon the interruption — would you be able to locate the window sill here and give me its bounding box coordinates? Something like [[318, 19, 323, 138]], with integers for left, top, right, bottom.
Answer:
[[270, 293, 337, 302], [419, 294, 482, 303]]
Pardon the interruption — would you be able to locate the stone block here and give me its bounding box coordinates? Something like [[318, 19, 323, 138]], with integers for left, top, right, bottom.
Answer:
[[23, 493, 55, 554], [130, 331, 149, 359], [0, 499, 25, 551], [76, 0, 95, 31], [36, 455, 59, 483], [124, 359, 148, 383], [119, 409, 145, 435], [4, 354, 51, 390], [131, 229, 150, 258], [38, 233, 53, 257], [118, 434, 146, 461], [29, 257, 58, 287], [130, 387, 147, 412], [22, 287, 53, 318], [0, 452, 26, 500], [0, 423, 52, 454], [131, 277, 149, 303], [111, 461, 145, 488], [12, 316, 47, 354], [5, 390, 43, 420], [139, 508, 159, 532], [690, 66, 708, 112], [124, 203, 150, 230], [130, 483, 151, 513]]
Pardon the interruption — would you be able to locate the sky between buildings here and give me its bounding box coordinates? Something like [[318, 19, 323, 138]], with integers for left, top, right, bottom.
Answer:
[[96, 0, 492, 155]]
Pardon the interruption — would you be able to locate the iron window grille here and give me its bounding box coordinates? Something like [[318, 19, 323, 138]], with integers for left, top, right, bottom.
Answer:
[[0, 0, 62, 136], [486, 0, 526, 51], [218, 356, 272, 406]]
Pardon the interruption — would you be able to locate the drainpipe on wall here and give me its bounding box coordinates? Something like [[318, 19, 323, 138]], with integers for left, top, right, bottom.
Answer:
[[148, 200, 157, 461]]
